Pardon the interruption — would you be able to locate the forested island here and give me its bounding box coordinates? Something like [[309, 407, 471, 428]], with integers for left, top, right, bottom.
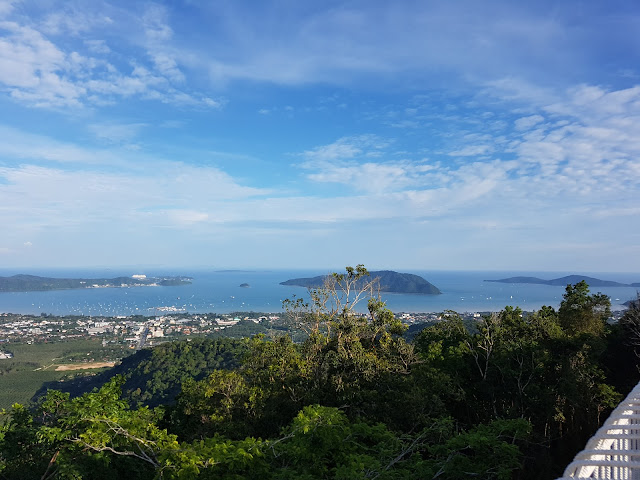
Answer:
[[0, 274, 192, 292], [1, 267, 640, 479], [281, 269, 442, 294], [486, 274, 639, 287]]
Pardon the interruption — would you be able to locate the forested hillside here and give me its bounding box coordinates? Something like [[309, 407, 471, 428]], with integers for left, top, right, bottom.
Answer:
[[34, 338, 248, 408], [281, 269, 442, 294], [0, 274, 192, 292], [1, 267, 639, 480]]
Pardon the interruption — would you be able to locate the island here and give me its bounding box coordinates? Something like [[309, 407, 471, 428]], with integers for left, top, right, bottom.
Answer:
[[280, 270, 441, 295], [485, 275, 637, 288], [0, 274, 192, 292], [239, 283, 250, 288]]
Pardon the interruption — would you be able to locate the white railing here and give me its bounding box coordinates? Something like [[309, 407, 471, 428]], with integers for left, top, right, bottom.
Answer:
[[558, 382, 640, 479]]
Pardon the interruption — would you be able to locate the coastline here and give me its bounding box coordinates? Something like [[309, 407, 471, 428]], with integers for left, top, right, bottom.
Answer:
[[0, 269, 636, 317]]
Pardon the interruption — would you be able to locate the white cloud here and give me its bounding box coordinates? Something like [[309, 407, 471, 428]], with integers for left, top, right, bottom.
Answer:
[[178, 0, 634, 90], [300, 136, 441, 193], [514, 114, 544, 131], [307, 162, 426, 193], [1, 1, 635, 112], [484, 77, 557, 105], [448, 144, 492, 156], [150, 52, 184, 83], [0, 3, 637, 271], [0, 125, 122, 164], [0, 5, 220, 109], [512, 86, 640, 198], [87, 122, 147, 144], [298, 136, 518, 207], [164, 209, 209, 226], [0, 136, 514, 237], [84, 39, 110, 54], [142, 4, 173, 42], [0, 161, 270, 234], [301, 135, 381, 163], [294, 83, 640, 234], [0, 0, 14, 18], [40, 10, 97, 36], [0, 21, 76, 93]]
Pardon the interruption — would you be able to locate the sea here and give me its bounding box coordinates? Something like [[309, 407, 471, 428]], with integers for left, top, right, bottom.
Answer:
[[0, 268, 638, 317]]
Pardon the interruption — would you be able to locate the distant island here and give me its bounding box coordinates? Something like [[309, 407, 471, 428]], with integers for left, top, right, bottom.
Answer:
[[485, 275, 639, 288], [280, 270, 442, 295], [239, 283, 250, 288], [0, 274, 192, 292]]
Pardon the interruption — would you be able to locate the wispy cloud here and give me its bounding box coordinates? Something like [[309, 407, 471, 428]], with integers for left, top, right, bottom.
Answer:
[[0, 161, 270, 233], [0, 1, 15, 17], [141, 4, 184, 84], [87, 122, 147, 144], [179, 1, 640, 90], [0, 1, 637, 271], [0, 3, 220, 109], [0, 20, 84, 107], [301, 135, 387, 163], [295, 80, 640, 231], [448, 144, 493, 157], [514, 114, 544, 131], [299, 136, 439, 192], [507, 84, 640, 199], [0, 125, 121, 164]]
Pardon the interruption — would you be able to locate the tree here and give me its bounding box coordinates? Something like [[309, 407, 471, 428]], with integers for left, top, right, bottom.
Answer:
[[241, 266, 418, 432], [558, 281, 610, 336], [620, 293, 640, 348]]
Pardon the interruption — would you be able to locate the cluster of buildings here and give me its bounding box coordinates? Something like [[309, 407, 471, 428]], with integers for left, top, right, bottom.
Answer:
[[0, 312, 282, 348], [0, 310, 508, 351], [397, 311, 483, 323]]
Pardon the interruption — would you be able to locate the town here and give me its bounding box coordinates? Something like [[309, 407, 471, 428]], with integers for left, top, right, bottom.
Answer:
[[0, 311, 281, 348], [0, 309, 489, 350]]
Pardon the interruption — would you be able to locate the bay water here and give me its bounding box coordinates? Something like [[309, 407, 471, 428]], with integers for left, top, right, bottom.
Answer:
[[0, 268, 637, 317]]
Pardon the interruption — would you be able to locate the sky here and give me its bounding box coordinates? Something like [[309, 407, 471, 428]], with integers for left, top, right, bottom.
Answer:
[[0, 0, 639, 273]]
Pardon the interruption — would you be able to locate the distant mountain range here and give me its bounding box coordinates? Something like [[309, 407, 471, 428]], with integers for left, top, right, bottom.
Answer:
[[0, 274, 192, 292], [485, 275, 640, 288], [280, 270, 442, 295]]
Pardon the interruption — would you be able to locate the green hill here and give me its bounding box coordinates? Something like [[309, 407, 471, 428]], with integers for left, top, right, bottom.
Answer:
[[485, 275, 632, 287], [0, 274, 192, 292], [33, 337, 247, 408], [281, 270, 442, 294]]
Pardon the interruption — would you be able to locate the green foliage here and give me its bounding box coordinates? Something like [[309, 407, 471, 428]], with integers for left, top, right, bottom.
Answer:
[[211, 319, 270, 339], [620, 293, 640, 347], [412, 285, 630, 477], [0, 369, 68, 410], [159, 435, 267, 480], [1, 275, 637, 480], [420, 418, 531, 480], [36, 338, 247, 408], [0, 338, 119, 410], [558, 280, 611, 336], [270, 405, 408, 479], [171, 370, 262, 440]]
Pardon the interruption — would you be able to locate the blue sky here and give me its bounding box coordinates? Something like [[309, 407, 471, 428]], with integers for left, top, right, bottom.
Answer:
[[0, 0, 639, 272]]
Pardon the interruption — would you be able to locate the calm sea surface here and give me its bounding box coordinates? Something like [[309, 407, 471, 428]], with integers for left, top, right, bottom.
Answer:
[[0, 268, 637, 316]]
